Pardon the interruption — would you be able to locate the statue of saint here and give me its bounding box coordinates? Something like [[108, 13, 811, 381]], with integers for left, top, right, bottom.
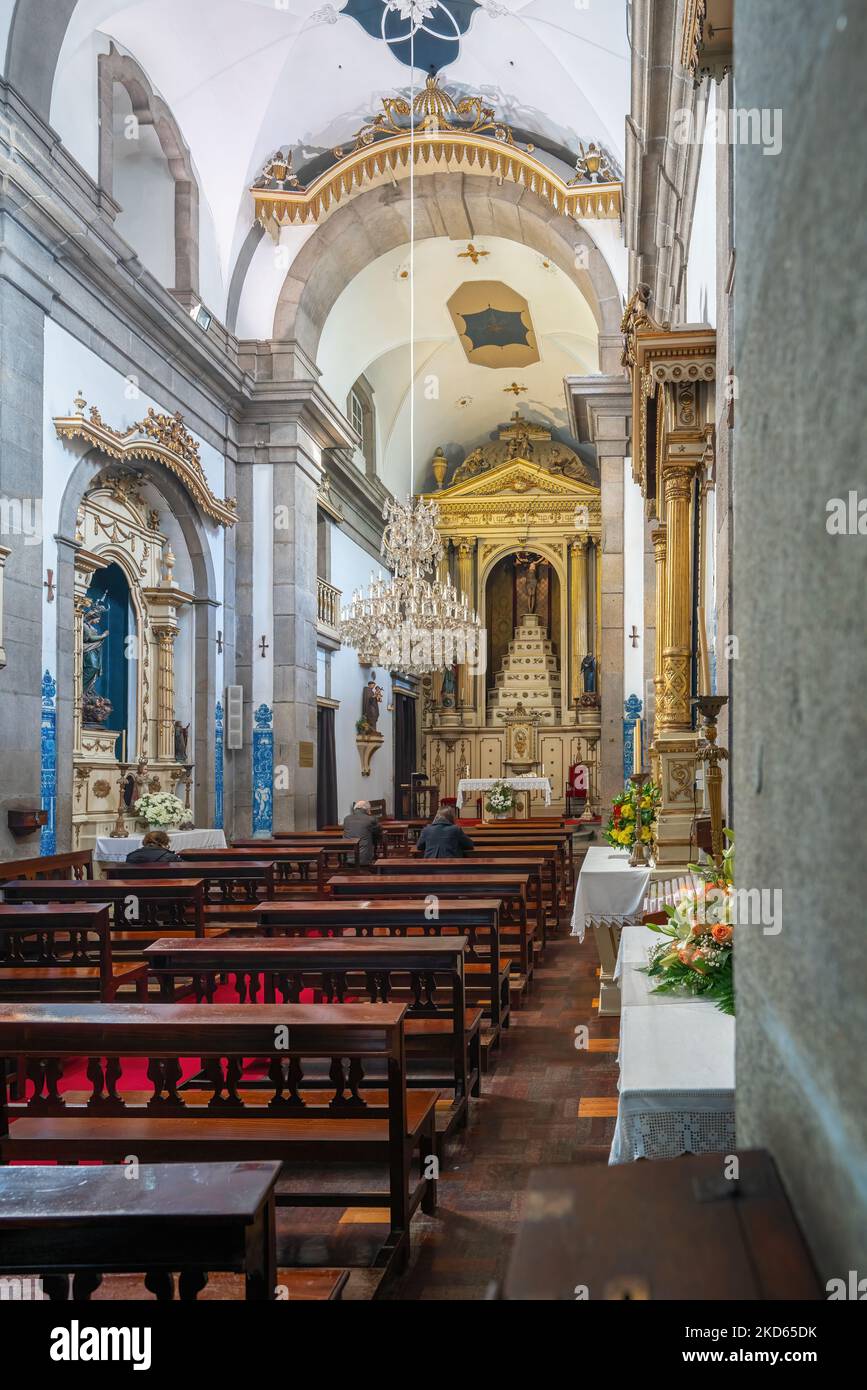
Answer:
[[581, 653, 597, 693], [174, 720, 190, 764], [82, 596, 109, 694], [362, 677, 382, 731], [440, 664, 457, 707]]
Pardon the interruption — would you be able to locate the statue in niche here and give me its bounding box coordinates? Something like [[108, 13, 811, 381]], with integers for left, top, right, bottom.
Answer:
[[361, 676, 382, 732], [82, 594, 113, 725], [517, 552, 542, 615], [440, 664, 457, 708], [174, 720, 191, 764], [581, 653, 597, 693]]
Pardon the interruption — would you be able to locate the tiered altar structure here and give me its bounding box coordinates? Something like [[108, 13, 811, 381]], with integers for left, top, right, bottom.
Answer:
[[421, 414, 604, 814]]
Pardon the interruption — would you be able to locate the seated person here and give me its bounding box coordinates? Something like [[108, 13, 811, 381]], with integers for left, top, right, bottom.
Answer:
[[125, 829, 182, 864], [342, 798, 382, 866], [415, 805, 474, 859]]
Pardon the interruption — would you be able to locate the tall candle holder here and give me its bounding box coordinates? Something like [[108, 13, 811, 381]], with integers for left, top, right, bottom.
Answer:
[[109, 762, 131, 838], [628, 769, 650, 867], [692, 695, 729, 872]]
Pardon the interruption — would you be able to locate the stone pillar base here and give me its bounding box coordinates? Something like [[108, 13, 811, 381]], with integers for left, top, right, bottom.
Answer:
[[653, 730, 701, 870]]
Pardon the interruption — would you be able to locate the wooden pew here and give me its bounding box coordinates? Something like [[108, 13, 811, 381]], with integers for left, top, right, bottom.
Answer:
[[329, 873, 534, 989], [229, 840, 359, 874], [469, 827, 574, 892], [0, 1000, 437, 1277], [0, 850, 93, 885], [464, 842, 565, 923], [107, 859, 277, 911], [145, 935, 479, 1146], [375, 855, 550, 950], [254, 897, 510, 1051], [0, 1161, 290, 1302], [0, 904, 146, 1002], [1, 879, 207, 950]]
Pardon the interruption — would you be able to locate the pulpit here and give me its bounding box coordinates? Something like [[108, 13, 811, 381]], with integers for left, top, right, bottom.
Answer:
[[398, 782, 439, 819]]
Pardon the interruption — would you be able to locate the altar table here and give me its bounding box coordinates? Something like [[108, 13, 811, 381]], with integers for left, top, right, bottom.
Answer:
[[609, 924, 736, 1164], [95, 828, 227, 864], [456, 776, 552, 812], [570, 846, 651, 942]]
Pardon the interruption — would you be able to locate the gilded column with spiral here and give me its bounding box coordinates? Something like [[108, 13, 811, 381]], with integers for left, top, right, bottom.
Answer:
[[658, 464, 697, 732]]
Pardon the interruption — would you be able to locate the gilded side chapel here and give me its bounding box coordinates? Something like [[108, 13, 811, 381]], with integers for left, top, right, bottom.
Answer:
[[0, 0, 863, 1339]]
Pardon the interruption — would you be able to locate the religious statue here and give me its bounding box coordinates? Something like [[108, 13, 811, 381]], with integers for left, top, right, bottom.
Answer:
[[451, 446, 487, 486], [174, 720, 190, 764], [440, 664, 457, 708], [82, 595, 109, 695], [361, 676, 383, 732], [581, 652, 597, 693], [517, 552, 542, 614]]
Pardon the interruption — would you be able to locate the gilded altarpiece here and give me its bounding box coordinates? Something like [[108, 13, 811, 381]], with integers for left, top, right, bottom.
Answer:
[[421, 417, 605, 813]]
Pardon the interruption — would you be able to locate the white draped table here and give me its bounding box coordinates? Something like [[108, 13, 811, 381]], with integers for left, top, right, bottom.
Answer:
[[570, 846, 651, 943], [455, 776, 552, 810], [609, 924, 736, 1164], [95, 828, 227, 863]]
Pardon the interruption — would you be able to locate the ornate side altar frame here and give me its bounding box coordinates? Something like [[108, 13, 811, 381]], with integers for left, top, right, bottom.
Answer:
[[55, 396, 236, 851], [622, 290, 717, 869]]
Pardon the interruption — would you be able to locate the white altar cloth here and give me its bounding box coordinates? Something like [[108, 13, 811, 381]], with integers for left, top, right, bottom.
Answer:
[[609, 928, 736, 1164], [570, 846, 651, 942], [95, 828, 227, 863], [455, 776, 552, 809]]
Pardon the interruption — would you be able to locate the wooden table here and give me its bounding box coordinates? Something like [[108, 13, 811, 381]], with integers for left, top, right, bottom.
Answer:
[[0, 1161, 282, 1301], [108, 860, 276, 903], [0, 903, 146, 1002]]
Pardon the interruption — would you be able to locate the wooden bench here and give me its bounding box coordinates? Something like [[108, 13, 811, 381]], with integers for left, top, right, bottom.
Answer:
[[469, 828, 574, 894], [107, 861, 277, 922], [1, 879, 207, 950], [375, 854, 551, 955], [254, 897, 510, 1053], [0, 850, 93, 885], [0, 1001, 436, 1277], [234, 838, 361, 872], [145, 935, 479, 1147], [0, 904, 146, 1003], [329, 873, 534, 990], [0, 1160, 288, 1301]]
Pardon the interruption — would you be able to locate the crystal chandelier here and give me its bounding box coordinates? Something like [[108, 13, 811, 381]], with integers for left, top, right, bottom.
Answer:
[[339, 494, 480, 676]]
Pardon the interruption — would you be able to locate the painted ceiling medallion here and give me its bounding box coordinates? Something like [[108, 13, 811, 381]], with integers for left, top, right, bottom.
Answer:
[[340, 0, 481, 72], [448, 280, 539, 369]]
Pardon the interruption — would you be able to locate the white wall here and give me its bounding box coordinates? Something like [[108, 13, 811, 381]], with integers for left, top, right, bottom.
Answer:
[[623, 456, 645, 706], [686, 84, 719, 326], [329, 524, 395, 816]]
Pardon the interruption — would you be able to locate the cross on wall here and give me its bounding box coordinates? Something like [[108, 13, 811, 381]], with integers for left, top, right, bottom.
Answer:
[[629, 626, 640, 648]]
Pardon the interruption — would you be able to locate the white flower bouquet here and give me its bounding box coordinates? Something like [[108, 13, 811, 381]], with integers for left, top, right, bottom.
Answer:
[[485, 780, 515, 817], [133, 791, 187, 828]]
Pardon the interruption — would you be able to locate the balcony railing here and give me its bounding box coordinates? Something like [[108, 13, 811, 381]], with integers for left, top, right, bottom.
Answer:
[[317, 577, 341, 641]]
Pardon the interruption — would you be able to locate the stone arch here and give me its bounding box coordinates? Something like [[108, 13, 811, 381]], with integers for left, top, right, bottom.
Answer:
[[97, 43, 200, 298], [271, 174, 623, 371], [4, 0, 77, 121]]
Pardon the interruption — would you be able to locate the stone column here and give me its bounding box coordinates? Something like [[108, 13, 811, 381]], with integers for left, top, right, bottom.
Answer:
[[653, 459, 701, 868], [455, 537, 476, 714], [152, 625, 178, 761], [650, 524, 667, 781], [570, 535, 589, 710]]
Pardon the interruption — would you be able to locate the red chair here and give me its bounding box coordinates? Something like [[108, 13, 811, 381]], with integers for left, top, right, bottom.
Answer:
[[565, 763, 588, 818]]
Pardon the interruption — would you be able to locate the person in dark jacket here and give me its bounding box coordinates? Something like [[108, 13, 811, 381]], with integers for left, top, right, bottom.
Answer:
[[125, 829, 182, 864], [415, 806, 474, 859], [342, 799, 382, 866]]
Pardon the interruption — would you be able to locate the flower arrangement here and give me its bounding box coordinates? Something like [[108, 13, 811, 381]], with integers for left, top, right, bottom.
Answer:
[[645, 830, 736, 1015], [603, 779, 660, 851], [485, 780, 515, 817], [133, 791, 187, 829]]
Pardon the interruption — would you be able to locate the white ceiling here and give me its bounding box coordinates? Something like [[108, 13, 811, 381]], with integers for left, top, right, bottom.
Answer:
[[51, 0, 628, 292], [316, 234, 600, 493]]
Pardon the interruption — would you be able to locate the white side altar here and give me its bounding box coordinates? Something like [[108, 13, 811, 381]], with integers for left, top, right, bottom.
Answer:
[[570, 846, 651, 943], [455, 776, 552, 815], [609, 924, 736, 1164], [95, 828, 227, 863]]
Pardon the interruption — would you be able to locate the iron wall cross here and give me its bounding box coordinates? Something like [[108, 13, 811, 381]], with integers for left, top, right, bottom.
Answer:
[[259, 635, 269, 658], [629, 626, 640, 648]]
